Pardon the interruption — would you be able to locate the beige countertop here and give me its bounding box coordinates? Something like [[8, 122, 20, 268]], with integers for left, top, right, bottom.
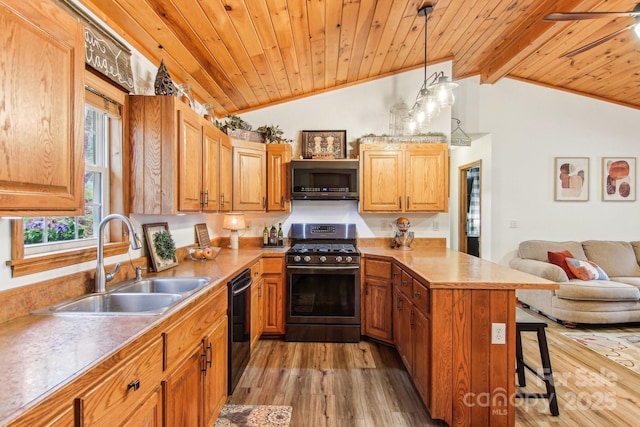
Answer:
[[0, 245, 554, 425]]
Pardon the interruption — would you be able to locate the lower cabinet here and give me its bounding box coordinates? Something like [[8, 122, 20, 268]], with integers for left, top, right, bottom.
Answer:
[[262, 257, 285, 335], [362, 257, 393, 343]]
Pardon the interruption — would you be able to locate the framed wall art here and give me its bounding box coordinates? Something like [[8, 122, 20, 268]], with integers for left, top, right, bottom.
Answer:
[[554, 157, 589, 201], [301, 130, 347, 159], [602, 157, 636, 201], [142, 222, 179, 272]]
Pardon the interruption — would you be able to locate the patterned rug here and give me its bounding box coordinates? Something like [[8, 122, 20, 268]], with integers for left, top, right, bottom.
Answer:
[[214, 405, 292, 427], [562, 332, 640, 375]]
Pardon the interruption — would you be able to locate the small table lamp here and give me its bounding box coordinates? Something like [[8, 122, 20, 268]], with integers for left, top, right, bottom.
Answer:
[[222, 213, 246, 249]]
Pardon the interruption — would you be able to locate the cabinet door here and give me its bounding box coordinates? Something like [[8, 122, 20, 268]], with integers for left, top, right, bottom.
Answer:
[[251, 279, 264, 350], [360, 149, 403, 212], [203, 317, 228, 427], [0, 1, 85, 215], [393, 288, 413, 375], [266, 144, 291, 212], [262, 275, 284, 334], [363, 277, 393, 342], [219, 136, 233, 212], [232, 141, 266, 211], [412, 309, 431, 407], [202, 124, 220, 213], [178, 105, 204, 212], [122, 386, 163, 427], [163, 348, 202, 427], [404, 144, 448, 212]]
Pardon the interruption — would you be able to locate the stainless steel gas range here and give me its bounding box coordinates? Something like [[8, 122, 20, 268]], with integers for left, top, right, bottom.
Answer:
[[285, 223, 361, 343]]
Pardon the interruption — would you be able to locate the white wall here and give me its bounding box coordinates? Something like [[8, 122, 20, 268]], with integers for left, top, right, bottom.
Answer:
[[455, 76, 640, 265]]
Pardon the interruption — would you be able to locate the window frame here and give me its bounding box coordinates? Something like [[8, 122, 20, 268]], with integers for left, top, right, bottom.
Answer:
[[8, 71, 131, 278]]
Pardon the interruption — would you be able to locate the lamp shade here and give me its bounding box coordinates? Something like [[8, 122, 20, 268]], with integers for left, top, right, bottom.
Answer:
[[222, 213, 246, 230]]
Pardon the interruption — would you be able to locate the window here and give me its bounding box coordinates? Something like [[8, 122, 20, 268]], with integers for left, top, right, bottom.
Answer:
[[23, 100, 113, 254], [9, 71, 128, 277]]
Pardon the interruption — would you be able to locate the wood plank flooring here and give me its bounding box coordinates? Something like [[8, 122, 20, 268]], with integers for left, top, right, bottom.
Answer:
[[228, 312, 640, 426]]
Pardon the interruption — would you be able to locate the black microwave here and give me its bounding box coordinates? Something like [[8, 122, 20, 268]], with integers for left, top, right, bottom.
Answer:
[[291, 159, 359, 200]]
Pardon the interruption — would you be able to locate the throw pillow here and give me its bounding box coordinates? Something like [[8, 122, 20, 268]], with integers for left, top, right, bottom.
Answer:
[[548, 250, 577, 279], [565, 257, 610, 281]]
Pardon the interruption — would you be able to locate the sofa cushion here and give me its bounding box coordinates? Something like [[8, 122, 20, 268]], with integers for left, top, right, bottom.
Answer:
[[555, 280, 640, 301], [566, 258, 609, 281], [631, 241, 640, 263], [610, 277, 640, 288], [518, 240, 587, 262], [548, 250, 577, 279], [582, 241, 640, 277]]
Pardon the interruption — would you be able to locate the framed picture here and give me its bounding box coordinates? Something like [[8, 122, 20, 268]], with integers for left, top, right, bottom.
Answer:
[[602, 157, 636, 201], [301, 130, 347, 159], [142, 222, 179, 272], [554, 157, 589, 201]]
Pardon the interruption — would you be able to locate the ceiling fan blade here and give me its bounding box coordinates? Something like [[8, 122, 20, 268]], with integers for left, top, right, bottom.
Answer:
[[545, 11, 640, 21], [562, 24, 636, 57]]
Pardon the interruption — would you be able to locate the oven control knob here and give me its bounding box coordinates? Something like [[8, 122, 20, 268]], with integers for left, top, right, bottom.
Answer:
[[320, 256, 327, 263], [335, 256, 343, 263], [294, 255, 301, 262], [304, 256, 311, 263], [346, 256, 353, 263]]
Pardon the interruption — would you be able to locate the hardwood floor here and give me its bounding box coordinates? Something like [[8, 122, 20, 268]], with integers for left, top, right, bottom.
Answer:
[[228, 312, 640, 426]]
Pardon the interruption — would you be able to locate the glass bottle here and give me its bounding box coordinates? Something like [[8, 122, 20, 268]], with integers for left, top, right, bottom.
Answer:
[[277, 223, 283, 247], [263, 224, 269, 247], [269, 224, 277, 246]]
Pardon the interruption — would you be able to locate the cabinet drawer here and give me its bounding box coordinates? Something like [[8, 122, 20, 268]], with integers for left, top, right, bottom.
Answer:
[[391, 263, 402, 288], [78, 337, 163, 427], [165, 286, 227, 372], [365, 258, 391, 279], [412, 279, 430, 315], [262, 257, 283, 274], [251, 259, 263, 279], [400, 270, 412, 294]]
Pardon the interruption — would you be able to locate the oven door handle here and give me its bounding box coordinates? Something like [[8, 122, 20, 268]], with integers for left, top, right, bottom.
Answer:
[[231, 277, 253, 296], [287, 265, 360, 270]]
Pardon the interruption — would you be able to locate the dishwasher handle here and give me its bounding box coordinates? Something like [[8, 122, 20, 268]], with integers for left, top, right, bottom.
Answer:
[[229, 268, 253, 296]]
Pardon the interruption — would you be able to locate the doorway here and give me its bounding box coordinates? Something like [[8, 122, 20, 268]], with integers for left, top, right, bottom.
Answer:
[[458, 162, 481, 257]]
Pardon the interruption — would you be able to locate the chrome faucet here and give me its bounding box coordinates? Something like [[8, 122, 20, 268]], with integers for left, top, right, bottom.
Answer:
[[95, 214, 142, 293]]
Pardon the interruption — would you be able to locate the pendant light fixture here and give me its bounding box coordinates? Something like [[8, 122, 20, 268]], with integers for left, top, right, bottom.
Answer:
[[409, 4, 458, 131]]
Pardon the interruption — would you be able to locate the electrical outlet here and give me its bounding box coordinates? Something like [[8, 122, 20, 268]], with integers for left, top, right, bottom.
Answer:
[[492, 323, 506, 344], [433, 220, 439, 231]]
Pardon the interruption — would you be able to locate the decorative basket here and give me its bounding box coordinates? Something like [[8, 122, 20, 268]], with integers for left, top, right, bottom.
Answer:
[[227, 129, 264, 143]]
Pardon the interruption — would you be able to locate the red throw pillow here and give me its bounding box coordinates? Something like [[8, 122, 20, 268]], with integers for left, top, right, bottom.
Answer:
[[547, 250, 577, 279]]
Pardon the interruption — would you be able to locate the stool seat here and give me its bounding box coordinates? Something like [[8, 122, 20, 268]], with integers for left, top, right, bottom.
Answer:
[[515, 307, 559, 416]]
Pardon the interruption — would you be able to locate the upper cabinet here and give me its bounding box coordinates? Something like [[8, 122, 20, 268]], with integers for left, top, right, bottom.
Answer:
[[129, 95, 231, 214], [266, 144, 292, 212], [360, 143, 449, 213], [232, 139, 266, 212], [0, 0, 85, 216]]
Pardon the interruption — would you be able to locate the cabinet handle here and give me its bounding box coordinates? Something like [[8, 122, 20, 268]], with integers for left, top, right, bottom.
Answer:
[[263, 196, 267, 209], [402, 280, 408, 287], [201, 343, 212, 374], [407, 196, 410, 209], [202, 190, 209, 207], [410, 309, 415, 327], [220, 193, 225, 206], [127, 380, 140, 391], [258, 284, 262, 298], [396, 296, 402, 311], [280, 196, 284, 208], [399, 196, 402, 209], [414, 291, 421, 298]]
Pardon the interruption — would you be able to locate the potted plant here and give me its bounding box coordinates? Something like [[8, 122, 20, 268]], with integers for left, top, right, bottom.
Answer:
[[216, 114, 264, 142], [257, 124, 292, 144]]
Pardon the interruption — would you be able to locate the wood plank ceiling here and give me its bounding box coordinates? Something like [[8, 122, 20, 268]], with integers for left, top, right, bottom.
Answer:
[[78, 0, 640, 117]]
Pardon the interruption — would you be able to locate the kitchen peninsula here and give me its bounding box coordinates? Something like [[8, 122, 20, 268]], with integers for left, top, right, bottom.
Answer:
[[0, 245, 556, 427]]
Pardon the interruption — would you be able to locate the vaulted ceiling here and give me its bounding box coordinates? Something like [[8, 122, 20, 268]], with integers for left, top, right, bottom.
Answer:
[[78, 0, 640, 118]]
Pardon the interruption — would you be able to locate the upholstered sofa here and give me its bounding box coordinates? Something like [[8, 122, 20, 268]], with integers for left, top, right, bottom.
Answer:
[[510, 240, 640, 325]]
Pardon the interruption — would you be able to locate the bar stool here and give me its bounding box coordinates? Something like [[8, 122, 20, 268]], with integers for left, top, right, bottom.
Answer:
[[515, 307, 560, 416]]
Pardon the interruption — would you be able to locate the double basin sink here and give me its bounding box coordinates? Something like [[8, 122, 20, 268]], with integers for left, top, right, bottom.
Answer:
[[34, 277, 214, 316]]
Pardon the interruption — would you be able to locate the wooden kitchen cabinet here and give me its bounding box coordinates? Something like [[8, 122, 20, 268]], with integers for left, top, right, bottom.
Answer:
[[232, 139, 266, 211], [219, 136, 233, 212], [75, 337, 164, 427], [362, 257, 393, 343], [262, 257, 285, 335], [0, 0, 85, 216], [359, 143, 449, 212], [163, 285, 228, 427], [266, 144, 292, 212], [251, 260, 264, 350], [129, 96, 231, 214]]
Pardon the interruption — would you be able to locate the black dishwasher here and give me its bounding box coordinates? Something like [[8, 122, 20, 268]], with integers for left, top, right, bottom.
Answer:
[[227, 268, 252, 394]]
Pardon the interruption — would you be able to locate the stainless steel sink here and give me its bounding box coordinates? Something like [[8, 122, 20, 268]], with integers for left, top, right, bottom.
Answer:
[[34, 292, 183, 316], [112, 277, 212, 295]]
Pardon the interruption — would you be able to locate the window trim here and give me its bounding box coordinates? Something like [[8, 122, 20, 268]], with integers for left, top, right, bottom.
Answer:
[[7, 70, 131, 278]]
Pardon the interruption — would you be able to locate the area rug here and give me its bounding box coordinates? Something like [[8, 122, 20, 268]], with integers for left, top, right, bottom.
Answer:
[[562, 332, 640, 375], [214, 404, 292, 427]]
